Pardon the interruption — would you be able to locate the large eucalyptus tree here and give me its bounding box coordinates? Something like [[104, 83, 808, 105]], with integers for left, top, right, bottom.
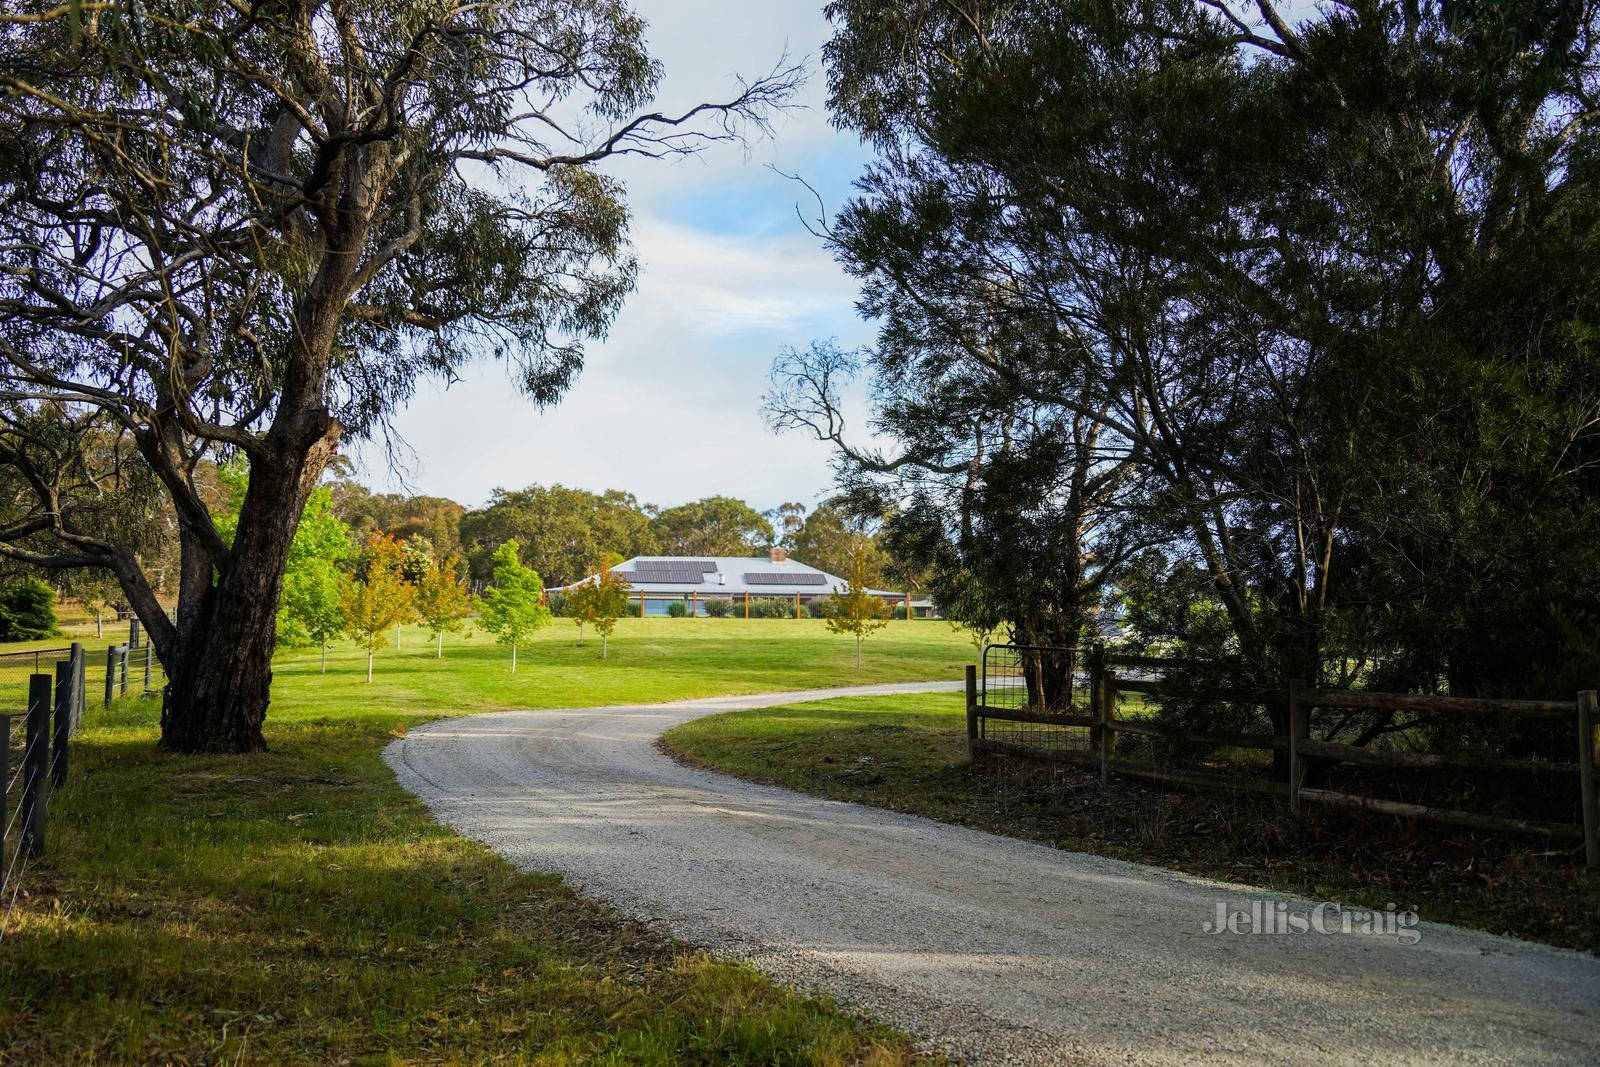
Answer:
[[789, 0, 1600, 721], [0, 0, 797, 751]]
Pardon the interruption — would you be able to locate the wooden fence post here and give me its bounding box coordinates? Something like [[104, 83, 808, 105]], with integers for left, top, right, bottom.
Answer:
[[69, 643, 84, 728], [965, 664, 979, 760], [1086, 646, 1105, 751], [143, 645, 152, 691], [52, 659, 72, 788], [72, 643, 86, 726], [794, 592, 801, 619], [118, 645, 129, 697], [103, 645, 117, 707], [22, 674, 50, 858], [128, 617, 140, 650], [638, 594, 645, 619], [1288, 678, 1307, 814], [1578, 690, 1598, 871], [1100, 668, 1117, 786]]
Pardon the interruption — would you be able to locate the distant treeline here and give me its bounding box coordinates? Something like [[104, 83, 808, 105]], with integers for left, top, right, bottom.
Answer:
[[17, 469, 910, 617], [325, 480, 907, 591]]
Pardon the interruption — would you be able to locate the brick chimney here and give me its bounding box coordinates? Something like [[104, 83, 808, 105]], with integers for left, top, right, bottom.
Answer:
[[770, 546, 788, 563]]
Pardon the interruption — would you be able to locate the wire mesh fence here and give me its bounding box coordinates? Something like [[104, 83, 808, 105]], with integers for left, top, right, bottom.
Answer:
[[978, 644, 1093, 757], [0, 646, 76, 710], [0, 640, 167, 717]]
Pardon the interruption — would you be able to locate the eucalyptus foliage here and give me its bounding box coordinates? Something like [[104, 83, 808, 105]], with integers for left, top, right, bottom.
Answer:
[[777, 0, 1600, 726], [0, 0, 797, 749]]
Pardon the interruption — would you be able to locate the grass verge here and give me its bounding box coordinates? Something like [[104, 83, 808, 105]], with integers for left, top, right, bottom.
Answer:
[[1, 621, 970, 1063], [662, 692, 1600, 954]]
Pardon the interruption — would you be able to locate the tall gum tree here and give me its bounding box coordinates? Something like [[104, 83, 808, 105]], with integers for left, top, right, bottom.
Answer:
[[807, 0, 1600, 746], [0, 0, 798, 751]]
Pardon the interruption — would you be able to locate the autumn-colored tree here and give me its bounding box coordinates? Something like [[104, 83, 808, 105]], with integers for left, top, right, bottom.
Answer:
[[416, 554, 474, 659], [567, 559, 632, 659], [479, 539, 552, 672], [821, 537, 891, 668], [339, 534, 416, 683]]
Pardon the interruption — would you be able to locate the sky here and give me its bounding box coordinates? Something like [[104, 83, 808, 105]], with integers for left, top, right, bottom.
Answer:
[[349, 1, 877, 514]]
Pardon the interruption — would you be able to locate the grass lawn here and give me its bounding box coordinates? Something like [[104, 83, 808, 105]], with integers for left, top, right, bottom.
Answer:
[[0, 619, 971, 1064], [271, 618, 974, 725], [663, 692, 1600, 954]]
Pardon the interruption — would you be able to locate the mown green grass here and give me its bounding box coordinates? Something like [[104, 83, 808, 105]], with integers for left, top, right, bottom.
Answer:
[[270, 618, 974, 725], [663, 693, 1600, 953], [0, 620, 970, 1064]]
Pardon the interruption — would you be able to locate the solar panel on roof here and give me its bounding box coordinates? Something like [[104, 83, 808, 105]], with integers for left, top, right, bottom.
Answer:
[[635, 560, 716, 572], [631, 569, 708, 584], [743, 571, 827, 586]]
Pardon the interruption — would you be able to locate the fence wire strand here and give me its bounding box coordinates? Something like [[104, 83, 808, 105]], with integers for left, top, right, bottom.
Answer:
[[0, 752, 44, 943], [0, 645, 100, 946], [0, 849, 31, 944], [1, 732, 45, 843]]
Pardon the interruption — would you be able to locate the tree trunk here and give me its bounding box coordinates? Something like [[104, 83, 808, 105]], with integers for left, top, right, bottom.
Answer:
[[602, 632, 608, 659], [156, 460, 329, 752], [148, 396, 339, 753], [157, 580, 281, 753], [511, 643, 517, 673], [321, 639, 327, 674], [436, 631, 443, 658], [856, 634, 862, 668], [367, 649, 374, 683]]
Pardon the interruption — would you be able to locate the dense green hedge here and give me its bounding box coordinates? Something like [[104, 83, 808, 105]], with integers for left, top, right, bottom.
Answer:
[[0, 579, 59, 641]]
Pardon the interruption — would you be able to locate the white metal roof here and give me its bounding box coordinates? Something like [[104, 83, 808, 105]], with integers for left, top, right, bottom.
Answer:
[[556, 555, 904, 598]]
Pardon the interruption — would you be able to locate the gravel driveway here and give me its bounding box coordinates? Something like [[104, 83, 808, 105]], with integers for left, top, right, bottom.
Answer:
[[385, 682, 1600, 1065]]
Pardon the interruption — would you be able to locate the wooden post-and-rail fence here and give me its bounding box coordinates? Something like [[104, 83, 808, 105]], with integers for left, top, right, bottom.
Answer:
[[965, 644, 1600, 870]]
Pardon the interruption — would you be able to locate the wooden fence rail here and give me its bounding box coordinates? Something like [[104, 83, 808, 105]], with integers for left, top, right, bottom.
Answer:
[[966, 645, 1600, 869]]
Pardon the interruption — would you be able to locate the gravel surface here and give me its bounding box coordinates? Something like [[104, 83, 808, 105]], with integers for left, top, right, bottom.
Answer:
[[385, 683, 1600, 1065]]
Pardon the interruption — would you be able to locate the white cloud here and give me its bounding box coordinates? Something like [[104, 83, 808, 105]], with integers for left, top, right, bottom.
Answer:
[[351, 1, 878, 513], [630, 218, 843, 336]]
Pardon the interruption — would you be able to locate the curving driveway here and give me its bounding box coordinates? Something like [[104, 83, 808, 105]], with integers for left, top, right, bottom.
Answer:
[[385, 682, 1600, 1065]]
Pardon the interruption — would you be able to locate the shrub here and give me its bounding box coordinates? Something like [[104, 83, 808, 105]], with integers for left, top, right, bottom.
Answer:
[[748, 596, 793, 619], [703, 597, 732, 618], [805, 600, 829, 619], [0, 579, 59, 641], [666, 601, 689, 618]]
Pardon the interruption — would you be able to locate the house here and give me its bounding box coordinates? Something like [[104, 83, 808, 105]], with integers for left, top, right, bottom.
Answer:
[[556, 548, 934, 618]]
